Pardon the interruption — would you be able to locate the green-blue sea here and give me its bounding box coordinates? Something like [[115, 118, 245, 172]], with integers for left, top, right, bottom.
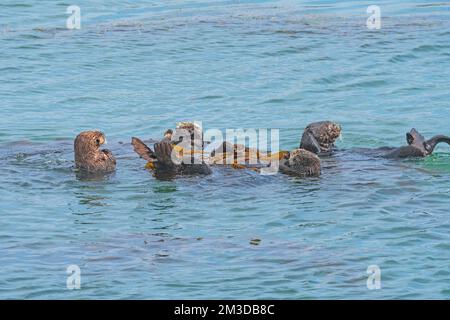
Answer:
[[0, 0, 449, 299]]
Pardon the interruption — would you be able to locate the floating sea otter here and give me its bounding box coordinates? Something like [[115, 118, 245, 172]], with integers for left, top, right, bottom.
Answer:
[[132, 122, 321, 178], [278, 148, 321, 177], [208, 140, 321, 177], [384, 128, 450, 158], [132, 122, 212, 178], [300, 121, 342, 156], [300, 122, 450, 159], [74, 131, 116, 172]]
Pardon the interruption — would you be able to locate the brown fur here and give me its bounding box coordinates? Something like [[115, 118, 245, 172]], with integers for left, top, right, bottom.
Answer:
[[131, 137, 156, 161], [131, 131, 211, 176], [279, 149, 321, 177], [74, 131, 116, 173]]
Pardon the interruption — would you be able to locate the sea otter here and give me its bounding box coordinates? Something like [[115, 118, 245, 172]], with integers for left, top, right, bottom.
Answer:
[[279, 148, 321, 177], [301, 122, 450, 159], [300, 121, 342, 156], [131, 123, 212, 177], [207, 138, 321, 177], [384, 128, 450, 159], [74, 131, 116, 172], [133, 122, 322, 177]]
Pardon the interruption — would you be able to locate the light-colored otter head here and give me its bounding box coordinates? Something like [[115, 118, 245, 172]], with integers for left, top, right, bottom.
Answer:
[[74, 131, 115, 172], [172, 122, 204, 149], [176, 122, 202, 138], [300, 121, 341, 155], [164, 129, 173, 140], [75, 131, 106, 153], [280, 148, 321, 177]]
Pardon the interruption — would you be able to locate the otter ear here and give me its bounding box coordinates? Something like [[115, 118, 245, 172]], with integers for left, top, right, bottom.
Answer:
[[406, 133, 414, 145]]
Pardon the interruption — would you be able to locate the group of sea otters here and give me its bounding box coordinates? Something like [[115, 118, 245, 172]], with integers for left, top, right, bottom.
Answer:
[[74, 121, 450, 178]]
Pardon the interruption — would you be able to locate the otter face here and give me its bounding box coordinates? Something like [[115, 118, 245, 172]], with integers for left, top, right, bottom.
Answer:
[[172, 122, 204, 149], [176, 122, 202, 138], [75, 131, 106, 151], [300, 121, 341, 155]]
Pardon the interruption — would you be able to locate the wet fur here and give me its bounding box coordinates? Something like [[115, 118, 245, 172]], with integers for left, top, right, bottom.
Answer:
[[384, 128, 450, 158], [131, 127, 211, 176], [279, 149, 321, 177], [74, 131, 116, 173], [300, 121, 341, 156]]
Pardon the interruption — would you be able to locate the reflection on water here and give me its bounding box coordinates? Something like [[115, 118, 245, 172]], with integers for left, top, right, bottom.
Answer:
[[75, 170, 115, 183], [75, 194, 109, 207]]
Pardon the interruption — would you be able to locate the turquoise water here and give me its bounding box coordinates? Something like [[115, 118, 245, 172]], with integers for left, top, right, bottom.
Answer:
[[1, 0, 450, 299]]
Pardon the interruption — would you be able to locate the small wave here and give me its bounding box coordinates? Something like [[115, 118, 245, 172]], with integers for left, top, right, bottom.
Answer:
[[0, 67, 20, 72], [263, 46, 312, 57], [360, 40, 393, 48], [197, 95, 224, 100], [412, 44, 450, 53], [340, 79, 388, 89], [389, 86, 427, 94], [259, 98, 286, 105], [0, 3, 32, 8], [17, 33, 47, 40], [313, 73, 358, 85], [58, 96, 104, 104], [416, 2, 450, 8], [388, 53, 418, 63]]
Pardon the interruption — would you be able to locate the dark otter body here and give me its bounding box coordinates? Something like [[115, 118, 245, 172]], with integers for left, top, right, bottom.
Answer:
[[153, 139, 211, 176], [74, 131, 116, 173], [383, 128, 450, 159]]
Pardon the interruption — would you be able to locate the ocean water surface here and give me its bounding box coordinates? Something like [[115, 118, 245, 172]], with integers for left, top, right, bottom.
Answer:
[[0, 0, 449, 299]]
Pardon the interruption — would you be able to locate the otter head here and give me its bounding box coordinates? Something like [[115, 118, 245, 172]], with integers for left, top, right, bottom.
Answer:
[[75, 131, 106, 153], [300, 121, 341, 156], [164, 129, 173, 140], [172, 122, 204, 149], [74, 131, 115, 172], [280, 148, 321, 177]]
